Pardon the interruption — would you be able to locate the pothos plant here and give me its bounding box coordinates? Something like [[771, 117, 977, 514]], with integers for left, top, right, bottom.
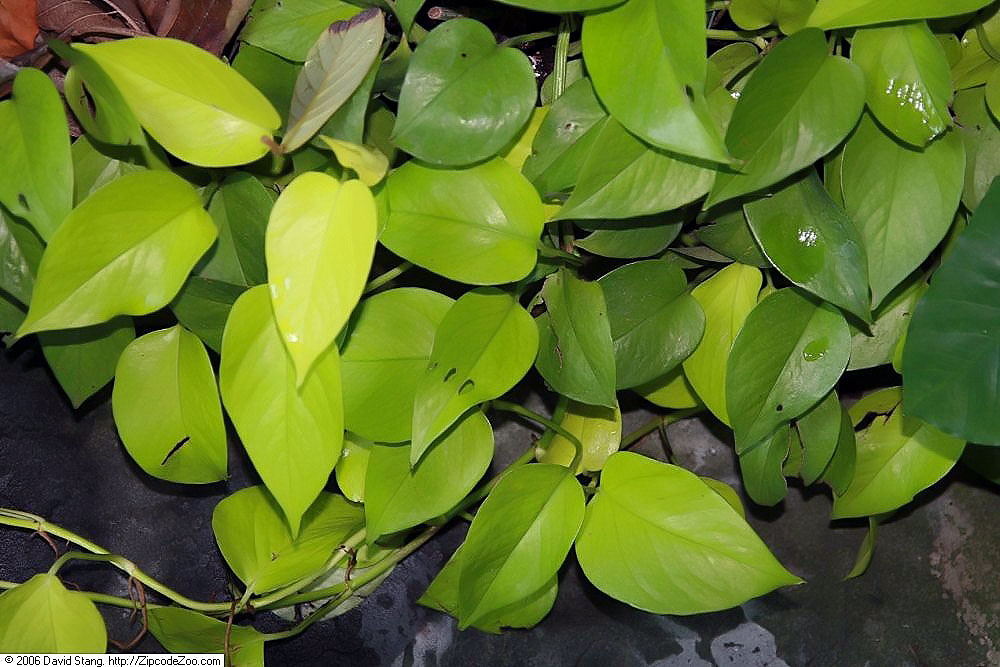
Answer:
[[2, 0, 1000, 660]]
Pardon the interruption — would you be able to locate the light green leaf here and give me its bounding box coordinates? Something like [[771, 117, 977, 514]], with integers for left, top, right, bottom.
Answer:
[[419, 545, 557, 633], [841, 113, 964, 308], [281, 9, 385, 152], [70, 136, 143, 205], [575, 452, 801, 614], [148, 607, 264, 666], [726, 288, 851, 453], [851, 22, 952, 147], [411, 288, 537, 464], [744, 170, 870, 322], [41, 317, 134, 409], [952, 29, 998, 91], [241, 0, 362, 61], [954, 86, 1000, 211], [318, 136, 389, 186], [848, 274, 925, 371], [682, 263, 761, 425], [796, 390, 842, 485], [844, 516, 879, 580], [393, 18, 536, 166], [738, 423, 790, 505], [335, 433, 371, 502], [535, 269, 617, 408], [730, 0, 815, 33], [633, 366, 702, 410], [17, 171, 217, 337], [0, 209, 41, 308], [380, 158, 544, 285], [598, 260, 705, 389], [341, 288, 453, 443], [554, 118, 715, 221], [201, 172, 272, 288], [458, 464, 584, 629], [903, 180, 1000, 444], [366, 411, 493, 539], [833, 389, 965, 518], [500, 106, 547, 172], [170, 277, 246, 353], [266, 172, 376, 384], [535, 400, 621, 473], [583, 0, 729, 163], [0, 68, 72, 242], [112, 325, 227, 484], [706, 28, 865, 208], [808, 0, 993, 30], [220, 285, 344, 535], [0, 574, 106, 653], [212, 486, 363, 593], [76, 37, 281, 167]]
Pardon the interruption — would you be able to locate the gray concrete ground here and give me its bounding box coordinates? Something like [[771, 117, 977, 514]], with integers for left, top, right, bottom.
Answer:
[[1, 347, 997, 666]]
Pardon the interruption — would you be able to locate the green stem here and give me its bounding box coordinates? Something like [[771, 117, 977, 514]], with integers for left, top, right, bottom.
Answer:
[[490, 400, 584, 472], [251, 530, 366, 610], [621, 408, 702, 450], [448, 444, 538, 516], [501, 31, 556, 47], [537, 243, 583, 266], [706, 28, 777, 42], [364, 261, 413, 294], [0, 580, 162, 611], [534, 394, 569, 453], [553, 15, 572, 100]]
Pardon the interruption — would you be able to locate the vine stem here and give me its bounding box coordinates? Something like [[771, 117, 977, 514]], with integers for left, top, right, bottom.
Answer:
[[706, 28, 777, 42], [0, 579, 162, 610], [364, 261, 413, 294], [489, 400, 584, 472], [621, 408, 703, 450], [500, 31, 556, 47]]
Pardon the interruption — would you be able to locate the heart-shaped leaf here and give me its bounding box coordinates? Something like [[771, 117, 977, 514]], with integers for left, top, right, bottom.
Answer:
[[0, 574, 107, 653], [148, 607, 264, 666], [729, 0, 814, 33]]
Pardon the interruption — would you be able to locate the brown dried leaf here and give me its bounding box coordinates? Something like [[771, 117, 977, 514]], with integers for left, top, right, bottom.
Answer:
[[135, 0, 250, 54], [36, 0, 142, 39], [0, 0, 38, 58]]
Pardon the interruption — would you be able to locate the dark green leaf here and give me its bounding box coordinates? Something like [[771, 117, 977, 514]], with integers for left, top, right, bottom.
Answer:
[[170, 277, 246, 353], [241, 0, 362, 61], [42, 317, 134, 409], [201, 172, 272, 287], [696, 208, 770, 267], [738, 423, 790, 506], [796, 390, 842, 485], [575, 215, 682, 259]]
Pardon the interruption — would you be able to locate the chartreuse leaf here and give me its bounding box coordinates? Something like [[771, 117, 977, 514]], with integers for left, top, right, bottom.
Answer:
[[844, 516, 879, 580], [457, 464, 584, 629], [341, 288, 453, 443], [0, 68, 72, 242], [220, 286, 344, 535], [380, 159, 544, 285], [738, 423, 790, 506], [500, 107, 547, 172], [583, 0, 728, 164], [148, 607, 264, 666], [75, 38, 280, 167], [335, 433, 371, 502], [366, 411, 493, 539], [535, 269, 617, 408], [849, 274, 925, 371], [318, 136, 389, 186], [242, 0, 362, 61], [0, 573, 106, 652], [201, 172, 272, 288], [743, 170, 870, 322], [281, 10, 385, 152], [682, 263, 761, 425], [266, 172, 376, 384], [70, 136, 142, 204], [726, 289, 851, 453], [851, 22, 952, 147], [17, 171, 217, 337], [411, 288, 537, 464], [729, 0, 814, 33], [523, 78, 608, 197], [575, 452, 801, 614], [634, 366, 702, 410], [841, 114, 964, 308], [904, 180, 1000, 443], [796, 390, 842, 485], [171, 278, 246, 353], [112, 325, 227, 484], [212, 486, 363, 594], [40, 317, 135, 409], [0, 208, 41, 307], [536, 400, 622, 473], [808, 0, 993, 30], [706, 29, 865, 208], [953, 29, 998, 91], [393, 18, 536, 166], [554, 118, 715, 221], [598, 260, 705, 389], [833, 389, 965, 518], [419, 544, 557, 633]]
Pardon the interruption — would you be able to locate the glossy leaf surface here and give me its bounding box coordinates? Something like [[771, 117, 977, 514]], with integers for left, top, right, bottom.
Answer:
[[535, 400, 621, 473], [738, 424, 790, 505], [729, 0, 814, 32], [808, 0, 993, 30], [575, 452, 801, 614], [113, 325, 227, 484], [796, 390, 843, 485], [0, 574, 106, 653]]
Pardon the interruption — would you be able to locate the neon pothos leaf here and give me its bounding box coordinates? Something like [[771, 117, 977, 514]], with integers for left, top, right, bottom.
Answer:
[[411, 288, 537, 464], [112, 325, 228, 484], [76, 37, 281, 167], [148, 607, 265, 667], [17, 171, 217, 337], [0, 68, 72, 242], [281, 9, 385, 152], [575, 452, 801, 614], [220, 286, 344, 535], [266, 172, 377, 384], [807, 0, 994, 30], [318, 135, 389, 186], [0, 574, 107, 653]]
